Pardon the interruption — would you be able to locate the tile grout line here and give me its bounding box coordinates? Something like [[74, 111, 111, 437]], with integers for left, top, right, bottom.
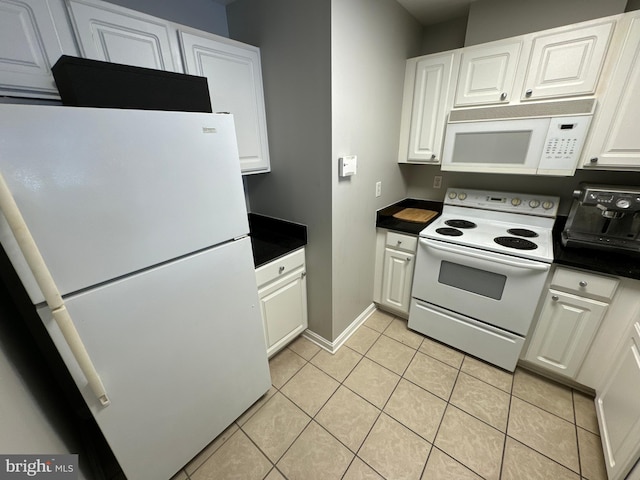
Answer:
[[197, 315, 603, 480], [572, 389, 585, 479], [418, 354, 464, 480], [498, 363, 516, 480], [288, 334, 383, 479]]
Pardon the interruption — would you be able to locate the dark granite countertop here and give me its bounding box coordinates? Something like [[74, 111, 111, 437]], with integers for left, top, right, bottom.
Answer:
[[248, 213, 307, 268], [376, 198, 443, 235], [553, 216, 640, 281]]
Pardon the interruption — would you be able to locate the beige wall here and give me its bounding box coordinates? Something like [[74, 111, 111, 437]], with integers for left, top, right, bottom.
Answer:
[[229, 0, 421, 342], [331, 0, 422, 340], [404, 165, 640, 216], [465, 0, 627, 45], [421, 16, 467, 54], [228, 0, 334, 340]]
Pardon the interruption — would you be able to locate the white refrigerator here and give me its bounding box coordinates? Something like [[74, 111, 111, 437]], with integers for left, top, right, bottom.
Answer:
[[0, 104, 271, 479]]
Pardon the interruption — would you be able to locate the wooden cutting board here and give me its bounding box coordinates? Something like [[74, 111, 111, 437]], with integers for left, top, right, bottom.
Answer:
[[392, 208, 438, 223]]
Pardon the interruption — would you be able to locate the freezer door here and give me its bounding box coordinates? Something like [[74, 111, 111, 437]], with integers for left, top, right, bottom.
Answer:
[[37, 237, 270, 480], [0, 104, 249, 303]]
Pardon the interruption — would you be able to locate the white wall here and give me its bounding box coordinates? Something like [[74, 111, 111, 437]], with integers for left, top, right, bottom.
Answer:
[[465, 0, 627, 45], [331, 0, 422, 339], [227, 0, 335, 340]]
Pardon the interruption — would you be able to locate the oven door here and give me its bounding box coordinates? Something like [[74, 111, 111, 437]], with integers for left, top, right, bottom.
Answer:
[[411, 238, 550, 335]]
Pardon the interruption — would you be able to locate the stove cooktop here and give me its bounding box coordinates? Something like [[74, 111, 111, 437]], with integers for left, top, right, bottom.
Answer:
[[420, 189, 561, 263]]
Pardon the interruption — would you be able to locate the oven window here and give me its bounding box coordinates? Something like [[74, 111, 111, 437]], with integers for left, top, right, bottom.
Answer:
[[452, 131, 531, 165], [438, 261, 506, 300]]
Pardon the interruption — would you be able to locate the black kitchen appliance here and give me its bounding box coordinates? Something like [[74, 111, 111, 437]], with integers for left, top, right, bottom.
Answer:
[[562, 184, 640, 255], [52, 55, 212, 113]]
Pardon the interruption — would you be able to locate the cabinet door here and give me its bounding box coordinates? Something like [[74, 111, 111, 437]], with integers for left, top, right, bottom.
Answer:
[[380, 248, 415, 315], [454, 41, 522, 106], [596, 320, 640, 480], [525, 289, 607, 378], [258, 269, 307, 357], [582, 15, 640, 169], [0, 0, 76, 98], [398, 52, 457, 163], [66, 0, 181, 71], [522, 21, 613, 101], [180, 31, 270, 174]]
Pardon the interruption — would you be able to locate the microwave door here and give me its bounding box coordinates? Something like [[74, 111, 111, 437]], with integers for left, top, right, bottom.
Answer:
[[441, 117, 550, 174]]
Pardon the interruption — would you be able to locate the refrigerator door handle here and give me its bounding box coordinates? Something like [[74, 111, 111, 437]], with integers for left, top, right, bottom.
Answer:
[[0, 172, 110, 407]]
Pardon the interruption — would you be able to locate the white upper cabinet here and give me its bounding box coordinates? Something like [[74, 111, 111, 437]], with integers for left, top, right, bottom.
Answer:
[[454, 40, 522, 107], [0, 0, 77, 98], [180, 31, 270, 174], [522, 21, 614, 101], [66, 0, 182, 72], [398, 51, 459, 163], [582, 11, 640, 170]]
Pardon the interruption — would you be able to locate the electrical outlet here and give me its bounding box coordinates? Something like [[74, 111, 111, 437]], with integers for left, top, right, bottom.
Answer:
[[375, 181, 382, 197], [433, 175, 442, 189]]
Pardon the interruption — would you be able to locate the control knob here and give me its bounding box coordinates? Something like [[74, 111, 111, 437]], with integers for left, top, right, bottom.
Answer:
[[511, 198, 522, 206], [616, 198, 631, 209], [458, 193, 467, 200], [542, 200, 555, 210], [529, 199, 540, 208], [448, 192, 457, 199]]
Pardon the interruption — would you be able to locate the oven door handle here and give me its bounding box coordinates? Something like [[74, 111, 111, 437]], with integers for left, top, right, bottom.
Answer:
[[420, 239, 550, 271]]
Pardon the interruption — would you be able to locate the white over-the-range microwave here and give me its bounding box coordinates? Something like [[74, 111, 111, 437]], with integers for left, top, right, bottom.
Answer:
[[441, 99, 595, 176]]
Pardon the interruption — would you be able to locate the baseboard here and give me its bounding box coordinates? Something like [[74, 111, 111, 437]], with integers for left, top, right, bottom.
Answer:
[[302, 303, 377, 354]]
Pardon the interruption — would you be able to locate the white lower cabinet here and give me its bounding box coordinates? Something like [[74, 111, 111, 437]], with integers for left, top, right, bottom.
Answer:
[[596, 318, 640, 480], [524, 266, 618, 381], [374, 230, 417, 318], [255, 248, 307, 358], [525, 289, 607, 377]]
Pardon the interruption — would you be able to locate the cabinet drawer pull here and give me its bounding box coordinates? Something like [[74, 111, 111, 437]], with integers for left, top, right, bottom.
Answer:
[[579, 281, 588, 287], [500, 92, 507, 101], [525, 89, 533, 97], [551, 295, 559, 301], [279, 266, 285, 274]]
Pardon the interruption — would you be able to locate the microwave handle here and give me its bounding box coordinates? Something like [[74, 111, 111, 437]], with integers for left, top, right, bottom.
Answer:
[[421, 239, 550, 271]]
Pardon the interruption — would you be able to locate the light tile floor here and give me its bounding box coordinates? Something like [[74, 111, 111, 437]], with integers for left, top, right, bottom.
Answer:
[[172, 310, 608, 480]]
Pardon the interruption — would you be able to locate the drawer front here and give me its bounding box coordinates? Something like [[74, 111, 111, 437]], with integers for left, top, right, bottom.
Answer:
[[386, 231, 417, 252], [551, 267, 619, 301], [408, 298, 524, 372], [256, 248, 305, 287]]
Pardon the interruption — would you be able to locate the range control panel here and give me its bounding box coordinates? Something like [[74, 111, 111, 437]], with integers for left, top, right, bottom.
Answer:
[[577, 185, 640, 211], [445, 188, 560, 217]]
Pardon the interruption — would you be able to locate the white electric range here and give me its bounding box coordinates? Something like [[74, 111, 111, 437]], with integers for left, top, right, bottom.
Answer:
[[409, 188, 560, 371]]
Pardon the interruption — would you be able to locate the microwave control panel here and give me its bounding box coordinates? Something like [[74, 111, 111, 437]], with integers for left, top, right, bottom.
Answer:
[[538, 115, 592, 174]]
